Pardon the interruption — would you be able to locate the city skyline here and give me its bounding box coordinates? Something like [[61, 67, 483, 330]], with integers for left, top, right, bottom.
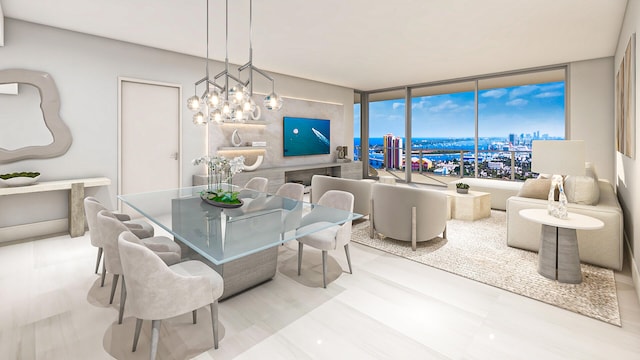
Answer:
[[355, 81, 565, 139]]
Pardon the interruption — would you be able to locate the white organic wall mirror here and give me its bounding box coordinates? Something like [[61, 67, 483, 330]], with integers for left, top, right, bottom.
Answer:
[[0, 69, 72, 163]]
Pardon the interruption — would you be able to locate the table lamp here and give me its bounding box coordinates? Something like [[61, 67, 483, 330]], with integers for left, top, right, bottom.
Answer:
[[531, 140, 585, 219]]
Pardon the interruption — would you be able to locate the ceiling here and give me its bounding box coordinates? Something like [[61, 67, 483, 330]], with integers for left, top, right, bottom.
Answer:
[[1, 0, 628, 91]]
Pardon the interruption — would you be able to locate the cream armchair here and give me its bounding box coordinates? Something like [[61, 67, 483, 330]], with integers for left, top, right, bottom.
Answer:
[[370, 183, 447, 251], [118, 232, 224, 359]]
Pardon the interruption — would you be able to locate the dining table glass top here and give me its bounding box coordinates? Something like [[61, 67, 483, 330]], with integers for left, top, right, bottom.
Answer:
[[118, 185, 362, 265]]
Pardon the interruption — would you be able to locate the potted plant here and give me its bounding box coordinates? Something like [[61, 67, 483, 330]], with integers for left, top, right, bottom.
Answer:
[[456, 182, 470, 194], [192, 155, 246, 208], [0, 171, 41, 187]]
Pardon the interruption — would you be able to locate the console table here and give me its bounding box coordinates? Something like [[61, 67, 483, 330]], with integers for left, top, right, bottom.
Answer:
[[193, 161, 363, 193], [0, 177, 111, 239], [519, 208, 604, 284]]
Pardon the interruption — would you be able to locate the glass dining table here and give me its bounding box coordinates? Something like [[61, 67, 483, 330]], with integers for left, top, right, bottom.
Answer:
[[118, 185, 362, 299]]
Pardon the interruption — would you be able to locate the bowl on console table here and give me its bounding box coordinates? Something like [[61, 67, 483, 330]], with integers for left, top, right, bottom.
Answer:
[[0, 172, 41, 187]]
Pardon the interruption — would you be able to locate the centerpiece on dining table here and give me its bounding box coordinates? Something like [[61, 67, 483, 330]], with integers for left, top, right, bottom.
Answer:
[[192, 155, 245, 208]]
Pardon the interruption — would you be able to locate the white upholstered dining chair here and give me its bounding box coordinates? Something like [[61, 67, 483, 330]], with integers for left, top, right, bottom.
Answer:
[[96, 210, 182, 324], [295, 190, 354, 288], [84, 196, 155, 274], [275, 182, 305, 201], [118, 232, 224, 359], [244, 176, 268, 192]]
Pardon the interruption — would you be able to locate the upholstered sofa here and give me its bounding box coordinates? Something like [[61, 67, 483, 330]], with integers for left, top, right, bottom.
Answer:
[[447, 178, 523, 210], [310, 175, 373, 216], [506, 165, 623, 271]]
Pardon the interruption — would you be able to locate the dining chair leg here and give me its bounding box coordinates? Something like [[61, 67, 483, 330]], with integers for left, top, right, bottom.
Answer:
[[210, 301, 219, 349], [100, 257, 106, 287], [132, 318, 143, 351], [192, 309, 197, 324], [344, 244, 353, 274], [150, 319, 161, 360], [95, 247, 103, 274], [297, 242, 303, 276], [322, 250, 327, 288], [109, 274, 119, 304], [118, 277, 126, 324]]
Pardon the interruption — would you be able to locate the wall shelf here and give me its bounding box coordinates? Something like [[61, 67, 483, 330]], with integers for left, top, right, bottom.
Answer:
[[219, 120, 267, 126], [218, 146, 266, 151]]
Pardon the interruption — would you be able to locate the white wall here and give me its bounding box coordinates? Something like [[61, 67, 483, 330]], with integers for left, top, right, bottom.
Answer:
[[568, 57, 615, 183], [0, 19, 352, 237], [0, 3, 4, 46], [614, 0, 640, 301]]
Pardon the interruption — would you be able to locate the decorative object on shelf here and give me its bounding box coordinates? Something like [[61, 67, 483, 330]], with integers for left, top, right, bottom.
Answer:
[[231, 129, 242, 147], [336, 146, 345, 159], [0, 171, 41, 187], [531, 140, 585, 219], [192, 155, 245, 206], [242, 155, 263, 171], [187, 0, 282, 126], [456, 182, 469, 194]]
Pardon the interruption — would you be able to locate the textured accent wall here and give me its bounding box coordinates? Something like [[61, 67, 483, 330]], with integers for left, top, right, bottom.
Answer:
[[210, 96, 344, 168]]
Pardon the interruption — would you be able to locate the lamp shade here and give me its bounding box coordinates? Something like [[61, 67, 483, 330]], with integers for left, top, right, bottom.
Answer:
[[531, 140, 585, 176]]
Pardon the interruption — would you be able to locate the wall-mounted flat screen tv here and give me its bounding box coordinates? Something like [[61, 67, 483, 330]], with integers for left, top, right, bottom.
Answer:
[[283, 117, 330, 157]]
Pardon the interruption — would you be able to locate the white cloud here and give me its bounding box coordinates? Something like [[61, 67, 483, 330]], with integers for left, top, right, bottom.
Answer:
[[538, 83, 564, 91], [392, 102, 405, 110], [429, 100, 459, 112], [509, 85, 537, 99], [482, 89, 507, 98], [507, 98, 528, 106], [412, 99, 429, 109], [534, 91, 563, 98]]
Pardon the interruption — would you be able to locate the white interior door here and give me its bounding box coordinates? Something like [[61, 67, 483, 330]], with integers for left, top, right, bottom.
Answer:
[[119, 78, 182, 215]]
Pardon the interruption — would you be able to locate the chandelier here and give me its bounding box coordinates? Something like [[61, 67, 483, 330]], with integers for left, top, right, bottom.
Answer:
[[188, 0, 283, 125]]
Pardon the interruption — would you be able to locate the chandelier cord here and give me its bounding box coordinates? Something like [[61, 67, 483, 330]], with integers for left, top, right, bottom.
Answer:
[[206, 0, 209, 80]]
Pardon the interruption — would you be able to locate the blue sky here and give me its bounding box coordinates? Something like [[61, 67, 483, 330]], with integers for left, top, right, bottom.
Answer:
[[355, 81, 565, 139]]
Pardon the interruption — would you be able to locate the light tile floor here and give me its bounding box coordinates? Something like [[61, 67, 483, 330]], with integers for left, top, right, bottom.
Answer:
[[1, 226, 639, 359]]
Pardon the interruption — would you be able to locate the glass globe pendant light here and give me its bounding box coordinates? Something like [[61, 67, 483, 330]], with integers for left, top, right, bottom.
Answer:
[[264, 92, 283, 111], [207, 89, 220, 108], [193, 111, 206, 125], [187, 92, 201, 111]]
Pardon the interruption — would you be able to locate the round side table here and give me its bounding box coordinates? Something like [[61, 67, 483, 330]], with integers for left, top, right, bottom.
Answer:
[[519, 208, 604, 284]]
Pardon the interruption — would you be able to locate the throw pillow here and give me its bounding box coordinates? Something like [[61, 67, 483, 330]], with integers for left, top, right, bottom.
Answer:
[[564, 162, 600, 205], [517, 178, 554, 200]]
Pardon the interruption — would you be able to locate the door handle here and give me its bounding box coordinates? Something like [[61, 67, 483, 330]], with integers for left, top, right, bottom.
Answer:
[[171, 152, 179, 160]]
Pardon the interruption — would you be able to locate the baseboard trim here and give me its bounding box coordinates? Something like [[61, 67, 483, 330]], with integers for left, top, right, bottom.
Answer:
[[0, 219, 69, 244]]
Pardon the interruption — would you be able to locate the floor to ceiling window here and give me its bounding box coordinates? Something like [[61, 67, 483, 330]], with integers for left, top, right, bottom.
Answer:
[[477, 70, 565, 180], [354, 92, 361, 161], [358, 66, 566, 184], [410, 82, 476, 186], [367, 89, 406, 180]]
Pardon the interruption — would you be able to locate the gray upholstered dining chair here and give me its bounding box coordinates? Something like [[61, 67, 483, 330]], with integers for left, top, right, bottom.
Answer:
[[96, 210, 182, 324], [84, 196, 155, 274], [295, 190, 354, 288], [118, 232, 224, 359]]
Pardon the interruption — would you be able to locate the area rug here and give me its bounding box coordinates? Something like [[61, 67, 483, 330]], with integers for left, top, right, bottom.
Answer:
[[351, 210, 621, 326]]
